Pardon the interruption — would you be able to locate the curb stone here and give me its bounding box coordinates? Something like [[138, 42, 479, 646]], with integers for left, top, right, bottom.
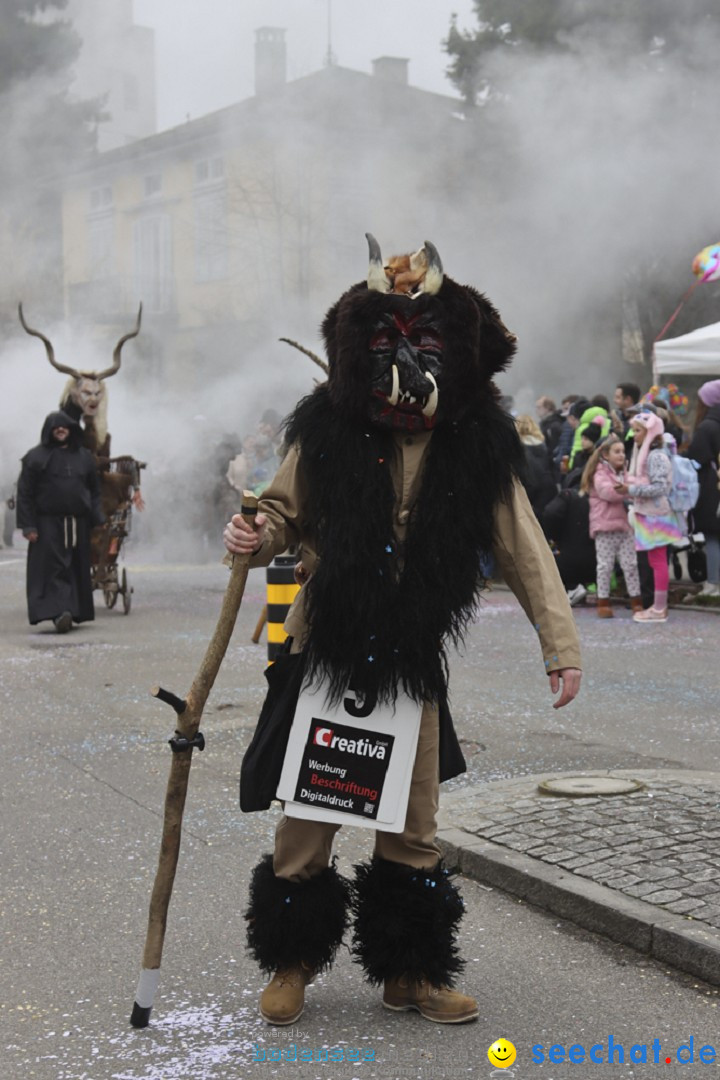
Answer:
[[438, 770, 720, 987]]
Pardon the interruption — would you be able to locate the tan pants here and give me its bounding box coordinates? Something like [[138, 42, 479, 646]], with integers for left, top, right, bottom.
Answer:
[[274, 700, 441, 881]]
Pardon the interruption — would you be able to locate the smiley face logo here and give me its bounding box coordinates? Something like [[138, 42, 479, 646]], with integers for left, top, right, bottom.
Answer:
[[488, 1039, 517, 1068]]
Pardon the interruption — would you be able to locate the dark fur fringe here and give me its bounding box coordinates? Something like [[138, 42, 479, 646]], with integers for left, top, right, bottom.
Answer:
[[351, 856, 465, 987], [284, 386, 524, 706], [245, 854, 350, 975]]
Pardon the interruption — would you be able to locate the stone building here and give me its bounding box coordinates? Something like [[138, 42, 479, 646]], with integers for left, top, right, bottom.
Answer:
[[59, 29, 474, 393]]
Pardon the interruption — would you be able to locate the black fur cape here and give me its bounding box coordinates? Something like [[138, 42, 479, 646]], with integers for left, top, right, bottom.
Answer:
[[283, 277, 524, 706]]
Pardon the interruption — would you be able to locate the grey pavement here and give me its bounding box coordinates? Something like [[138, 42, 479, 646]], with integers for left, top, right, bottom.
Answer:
[[2, 550, 720, 1078], [438, 768, 720, 988]]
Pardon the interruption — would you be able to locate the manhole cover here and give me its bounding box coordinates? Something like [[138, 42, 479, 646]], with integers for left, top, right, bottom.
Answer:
[[538, 776, 645, 797]]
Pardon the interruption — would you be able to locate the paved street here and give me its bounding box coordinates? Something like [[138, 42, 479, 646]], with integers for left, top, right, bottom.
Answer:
[[1, 545, 719, 1079], [443, 772, 720, 925]]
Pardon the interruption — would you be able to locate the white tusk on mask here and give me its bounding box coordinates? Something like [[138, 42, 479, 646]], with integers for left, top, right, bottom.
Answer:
[[388, 364, 400, 406], [422, 371, 438, 417]]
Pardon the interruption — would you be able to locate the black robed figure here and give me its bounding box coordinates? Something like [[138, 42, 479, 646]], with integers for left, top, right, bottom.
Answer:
[[16, 411, 105, 631]]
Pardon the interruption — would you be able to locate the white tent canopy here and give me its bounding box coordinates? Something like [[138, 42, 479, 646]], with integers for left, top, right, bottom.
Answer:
[[654, 321, 720, 376]]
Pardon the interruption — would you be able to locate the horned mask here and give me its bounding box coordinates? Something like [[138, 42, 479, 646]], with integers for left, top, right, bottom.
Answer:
[[18, 304, 142, 445], [320, 234, 517, 428]]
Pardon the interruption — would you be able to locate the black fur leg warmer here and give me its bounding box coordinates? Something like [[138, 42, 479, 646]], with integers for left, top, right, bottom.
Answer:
[[245, 854, 350, 975], [351, 856, 465, 987]]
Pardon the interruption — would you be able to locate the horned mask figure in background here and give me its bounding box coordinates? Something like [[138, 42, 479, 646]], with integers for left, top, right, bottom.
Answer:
[[18, 304, 146, 600], [18, 303, 142, 457]]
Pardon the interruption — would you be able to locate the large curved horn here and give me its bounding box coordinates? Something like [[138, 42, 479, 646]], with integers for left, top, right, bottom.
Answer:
[[18, 303, 80, 377], [279, 337, 329, 375], [422, 241, 444, 295], [96, 303, 143, 380], [366, 232, 391, 293]]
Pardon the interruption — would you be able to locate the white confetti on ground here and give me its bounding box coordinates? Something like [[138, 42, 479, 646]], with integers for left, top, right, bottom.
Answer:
[[14, 1001, 262, 1080], [107, 1003, 259, 1079]]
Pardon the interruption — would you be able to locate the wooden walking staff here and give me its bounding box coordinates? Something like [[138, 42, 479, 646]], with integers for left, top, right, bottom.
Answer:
[[130, 491, 258, 1028]]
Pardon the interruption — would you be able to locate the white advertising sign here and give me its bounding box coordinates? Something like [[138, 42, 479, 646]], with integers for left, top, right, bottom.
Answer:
[[277, 680, 422, 832]]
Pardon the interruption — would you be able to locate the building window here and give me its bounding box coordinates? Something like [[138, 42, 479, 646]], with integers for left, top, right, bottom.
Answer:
[[194, 190, 228, 282], [134, 214, 173, 313], [89, 186, 113, 211], [144, 173, 162, 198], [88, 215, 115, 280], [194, 156, 224, 185]]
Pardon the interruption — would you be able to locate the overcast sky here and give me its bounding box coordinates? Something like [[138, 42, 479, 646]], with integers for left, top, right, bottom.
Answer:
[[133, 0, 478, 130]]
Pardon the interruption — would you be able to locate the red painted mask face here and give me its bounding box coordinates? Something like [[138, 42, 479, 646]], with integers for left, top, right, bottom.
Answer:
[[367, 311, 443, 431]]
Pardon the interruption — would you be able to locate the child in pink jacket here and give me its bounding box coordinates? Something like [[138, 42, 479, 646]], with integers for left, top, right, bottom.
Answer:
[[580, 434, 642, 618]]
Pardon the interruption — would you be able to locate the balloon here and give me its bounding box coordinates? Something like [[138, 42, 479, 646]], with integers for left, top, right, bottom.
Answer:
[[692, 243, 720, 282]]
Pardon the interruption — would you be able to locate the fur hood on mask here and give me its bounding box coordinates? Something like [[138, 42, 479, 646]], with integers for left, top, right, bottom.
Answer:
[[321, 277, 517, 422]]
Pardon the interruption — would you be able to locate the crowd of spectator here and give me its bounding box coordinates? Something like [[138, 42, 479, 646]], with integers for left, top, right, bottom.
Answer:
[[511, 378, 720, 621]]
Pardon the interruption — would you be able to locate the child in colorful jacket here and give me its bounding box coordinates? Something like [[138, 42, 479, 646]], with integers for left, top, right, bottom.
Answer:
[[619, 412, 683, 622], [580, 434, 642, 618]]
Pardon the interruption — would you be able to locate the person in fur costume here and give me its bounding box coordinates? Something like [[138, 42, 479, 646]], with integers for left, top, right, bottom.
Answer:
[[224, 234, 582, 1026]]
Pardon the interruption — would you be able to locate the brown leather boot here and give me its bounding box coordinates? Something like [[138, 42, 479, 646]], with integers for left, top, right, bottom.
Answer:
[[259, 964, 314, 1025], [630, 596, 644, 614], [383, 975, 479, 1024], [596, 598, 614, 618]]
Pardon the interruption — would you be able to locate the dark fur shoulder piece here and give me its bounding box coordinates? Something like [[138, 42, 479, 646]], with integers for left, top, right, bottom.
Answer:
[[351, 856, 465, 986], [284, 386, 524, 705], [245, 854, 350, 975]]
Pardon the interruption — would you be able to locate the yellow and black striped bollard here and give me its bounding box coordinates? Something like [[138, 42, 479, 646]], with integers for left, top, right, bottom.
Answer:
[[266, 554, 299, 663]]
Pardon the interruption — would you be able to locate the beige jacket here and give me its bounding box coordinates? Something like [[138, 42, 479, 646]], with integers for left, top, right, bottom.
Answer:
[[249, 430, 581, 675]]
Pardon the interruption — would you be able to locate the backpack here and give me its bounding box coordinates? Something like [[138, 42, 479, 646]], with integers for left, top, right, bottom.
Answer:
[[665, 451, 700, 513]]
